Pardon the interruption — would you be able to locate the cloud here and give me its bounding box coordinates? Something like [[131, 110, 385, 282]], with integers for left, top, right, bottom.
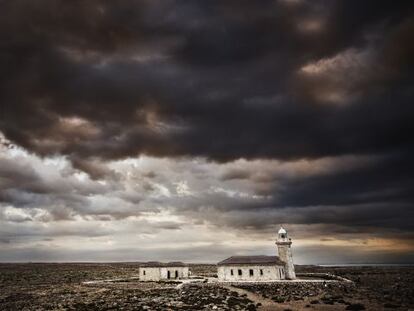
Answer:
[[0, 1, 413, 262], [0, 1, 413, 163]]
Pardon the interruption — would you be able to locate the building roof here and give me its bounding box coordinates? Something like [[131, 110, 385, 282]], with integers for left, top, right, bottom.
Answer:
[[217, 255, 285, 266], [140, 261, 188, 268], [278, 227, 287, 234]]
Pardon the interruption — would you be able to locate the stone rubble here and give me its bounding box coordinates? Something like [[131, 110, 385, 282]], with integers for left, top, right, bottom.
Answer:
[[1, 263, 413, 310]]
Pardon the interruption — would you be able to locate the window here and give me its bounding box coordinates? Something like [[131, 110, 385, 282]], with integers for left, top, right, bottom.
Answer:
[[230, 269, 234, 276], [249, 269, 254, 276], [143, 270, 146, 275], [260, 269, 263, 276], [238, 269, 242, 276], [175, 270, 178, 278]]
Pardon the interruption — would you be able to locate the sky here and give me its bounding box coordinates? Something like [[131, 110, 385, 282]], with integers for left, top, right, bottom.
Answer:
[[0, 0, 414, 264]]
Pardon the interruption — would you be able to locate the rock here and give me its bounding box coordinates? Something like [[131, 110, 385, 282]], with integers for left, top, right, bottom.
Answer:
[[346, 303, 366, 310], [383, 303, 401, 308], [272, 296, 285, 303], [246, 303, 256, 311]]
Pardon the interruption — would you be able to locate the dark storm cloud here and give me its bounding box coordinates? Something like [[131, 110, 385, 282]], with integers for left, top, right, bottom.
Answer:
[[70, 156, 120, 180], [219, 168, 252, 181], [170, 152, 414, 235], [1, 0, 413, 162], [251, 153, 414, 210], [0, 156, 107, 204], [0, 0, 414, 262]]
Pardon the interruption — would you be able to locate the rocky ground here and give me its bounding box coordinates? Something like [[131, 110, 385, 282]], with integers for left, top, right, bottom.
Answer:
[[0, 263, 255, 310], [300, 265, 414, 309], [232, 265, 414, 310], [0, 263, 413, 310]]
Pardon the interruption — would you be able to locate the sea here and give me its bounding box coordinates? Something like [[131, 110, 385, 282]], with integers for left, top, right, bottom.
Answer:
[[318, 263, 414, 267]]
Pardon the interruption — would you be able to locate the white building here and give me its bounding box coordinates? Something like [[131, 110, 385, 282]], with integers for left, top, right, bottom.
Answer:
[[276, 226, 296, 279], [217, 226, 296, 281], [139, 261, 189, 281], [217, 255, 286, 281]]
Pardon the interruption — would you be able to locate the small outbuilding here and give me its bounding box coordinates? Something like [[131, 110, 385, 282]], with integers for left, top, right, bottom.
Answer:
[[217, 255, 286, 281], [139, 261, 189, 281]]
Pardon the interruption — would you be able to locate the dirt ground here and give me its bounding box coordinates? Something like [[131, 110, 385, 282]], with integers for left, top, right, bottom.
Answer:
[[0, 263, 413, 310]]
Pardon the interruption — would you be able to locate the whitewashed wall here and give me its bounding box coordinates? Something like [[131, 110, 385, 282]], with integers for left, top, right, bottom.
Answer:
[[278, 245, 296, 279], [217, 265, 285, 281], [159, 267, 189, 280], [139, 267, 161, 281], [139, 266, 189, 281]]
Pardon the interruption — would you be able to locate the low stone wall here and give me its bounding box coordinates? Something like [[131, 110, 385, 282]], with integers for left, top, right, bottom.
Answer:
[[296, 273, 353, 283]]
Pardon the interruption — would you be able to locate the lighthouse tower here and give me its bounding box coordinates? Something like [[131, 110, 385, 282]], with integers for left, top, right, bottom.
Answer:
[[276, 226, 296, 279]]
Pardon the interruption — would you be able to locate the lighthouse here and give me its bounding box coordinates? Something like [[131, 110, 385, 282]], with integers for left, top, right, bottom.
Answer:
[[276, 226, 296, 279]]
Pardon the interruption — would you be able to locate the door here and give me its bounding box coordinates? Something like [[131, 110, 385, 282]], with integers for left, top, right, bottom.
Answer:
[[167, 271, 171, 279]]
